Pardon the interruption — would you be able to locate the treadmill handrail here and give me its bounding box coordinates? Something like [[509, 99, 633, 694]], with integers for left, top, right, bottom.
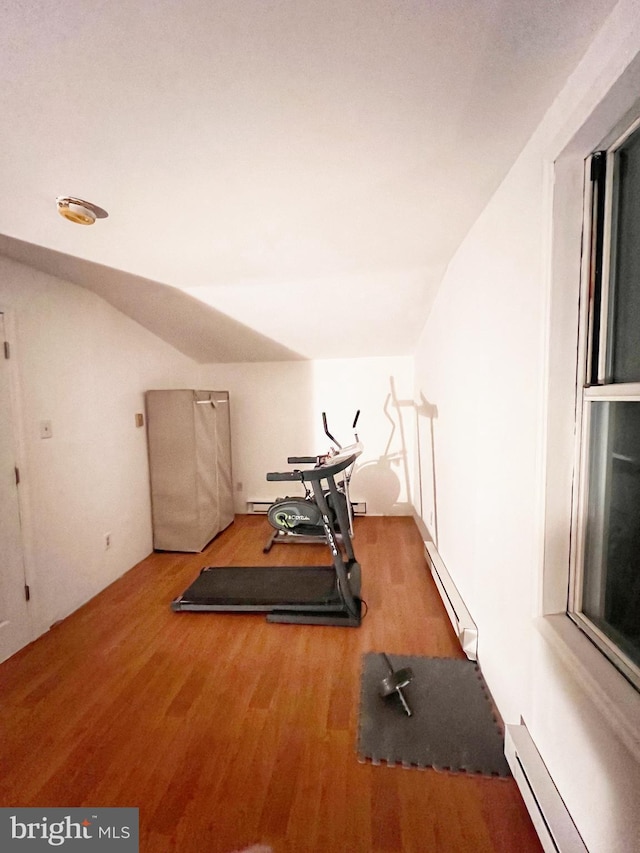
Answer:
[[266, 451, 358, 482]]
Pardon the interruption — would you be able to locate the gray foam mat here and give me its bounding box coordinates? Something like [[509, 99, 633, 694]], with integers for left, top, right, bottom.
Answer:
[[358, 652, 511, 777]]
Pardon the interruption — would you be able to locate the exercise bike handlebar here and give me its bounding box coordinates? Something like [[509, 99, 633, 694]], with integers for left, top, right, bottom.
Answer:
[[266, 451, 359, 483]]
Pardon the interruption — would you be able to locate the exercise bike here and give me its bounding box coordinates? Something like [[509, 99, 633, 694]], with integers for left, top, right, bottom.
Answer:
[[263, 410, 361, 553]]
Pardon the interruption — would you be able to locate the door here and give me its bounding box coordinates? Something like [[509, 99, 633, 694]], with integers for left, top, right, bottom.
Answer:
[[0, 312, 31, 662]]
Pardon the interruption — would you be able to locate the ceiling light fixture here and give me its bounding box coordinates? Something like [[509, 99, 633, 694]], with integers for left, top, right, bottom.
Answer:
[[56, 196, 108, 225]]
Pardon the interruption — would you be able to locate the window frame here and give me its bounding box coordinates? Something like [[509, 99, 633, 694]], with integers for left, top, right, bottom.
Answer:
[[568, 116, 640, 691]]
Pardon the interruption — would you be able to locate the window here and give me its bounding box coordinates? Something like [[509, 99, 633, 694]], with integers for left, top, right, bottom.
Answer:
[[570, 115, 640, 690]]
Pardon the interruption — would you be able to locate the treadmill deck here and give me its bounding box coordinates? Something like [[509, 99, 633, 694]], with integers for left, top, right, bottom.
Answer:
[[172, 564, 342, 612]]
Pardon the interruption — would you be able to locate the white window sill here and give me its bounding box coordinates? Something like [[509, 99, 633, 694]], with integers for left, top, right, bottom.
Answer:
[[536, 614, 640, 763]]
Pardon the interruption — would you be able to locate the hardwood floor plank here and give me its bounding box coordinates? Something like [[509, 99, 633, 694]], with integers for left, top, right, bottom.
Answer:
[[371, 764, 403, 851]]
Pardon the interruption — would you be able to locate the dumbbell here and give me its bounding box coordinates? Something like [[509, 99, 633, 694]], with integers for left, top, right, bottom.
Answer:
[[379, 653, 414, 717]]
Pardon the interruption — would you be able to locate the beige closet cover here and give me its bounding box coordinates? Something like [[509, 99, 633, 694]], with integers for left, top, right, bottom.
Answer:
[[146, 390, 232, 551]]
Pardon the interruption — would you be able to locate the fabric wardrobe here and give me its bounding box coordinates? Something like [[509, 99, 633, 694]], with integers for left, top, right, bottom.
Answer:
[[145, 389, 234, 551]]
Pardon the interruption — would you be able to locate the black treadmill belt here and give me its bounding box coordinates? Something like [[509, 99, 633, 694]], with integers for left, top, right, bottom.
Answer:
[[174, 565, 341, 610]]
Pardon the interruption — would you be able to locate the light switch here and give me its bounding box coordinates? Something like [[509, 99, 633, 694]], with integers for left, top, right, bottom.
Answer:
[[40, 420, 52, 439]]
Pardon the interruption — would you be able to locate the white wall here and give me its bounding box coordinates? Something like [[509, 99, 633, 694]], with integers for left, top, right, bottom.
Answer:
[[0, 256, 201, 639], [413, 2, 640, 851], [198, 356, 415, 515]]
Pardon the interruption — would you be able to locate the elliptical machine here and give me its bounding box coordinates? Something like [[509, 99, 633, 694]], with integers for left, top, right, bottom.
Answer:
[[263, 410, 360, 553]]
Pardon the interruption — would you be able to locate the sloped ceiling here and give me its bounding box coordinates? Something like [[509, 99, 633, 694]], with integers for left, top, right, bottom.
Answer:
[[0, 0, 617, 361]]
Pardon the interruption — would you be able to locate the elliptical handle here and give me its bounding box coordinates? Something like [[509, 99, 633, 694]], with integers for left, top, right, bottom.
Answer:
[[322, 411, 341, 449], [352, 409, 360, 429]]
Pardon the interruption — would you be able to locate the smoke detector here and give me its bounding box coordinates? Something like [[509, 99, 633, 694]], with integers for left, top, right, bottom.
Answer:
[[56, 196, 108, 225]]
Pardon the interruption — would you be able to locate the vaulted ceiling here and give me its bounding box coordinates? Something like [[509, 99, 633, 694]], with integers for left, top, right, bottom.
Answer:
[[0, 0, 617, 361]]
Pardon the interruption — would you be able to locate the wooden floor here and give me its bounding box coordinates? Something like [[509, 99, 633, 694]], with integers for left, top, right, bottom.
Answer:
[[0, 516, 542, 853]]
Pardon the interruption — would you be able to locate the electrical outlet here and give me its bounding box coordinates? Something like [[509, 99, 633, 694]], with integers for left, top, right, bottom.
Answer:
[[236, 481, 243, 492], [105, 533, 112, 550]]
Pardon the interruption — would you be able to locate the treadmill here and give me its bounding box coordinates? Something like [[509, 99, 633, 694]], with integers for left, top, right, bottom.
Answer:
[[171, 448, 363, 627]]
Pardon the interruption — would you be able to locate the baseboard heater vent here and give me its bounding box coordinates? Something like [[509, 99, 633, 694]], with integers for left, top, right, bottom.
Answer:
[[424, 541, 478, 661], [247, 501, 272, 514], [505, 724, 588, 853]]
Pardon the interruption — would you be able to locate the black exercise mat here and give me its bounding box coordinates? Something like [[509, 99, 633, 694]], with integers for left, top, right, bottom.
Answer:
[[357, 652, 511, 777]]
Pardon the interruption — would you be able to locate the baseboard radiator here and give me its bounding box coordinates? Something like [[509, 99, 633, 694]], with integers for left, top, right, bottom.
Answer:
[[505, 724, 588, 853], [424, 541, 478, 661]]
